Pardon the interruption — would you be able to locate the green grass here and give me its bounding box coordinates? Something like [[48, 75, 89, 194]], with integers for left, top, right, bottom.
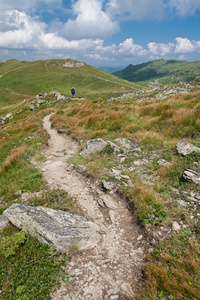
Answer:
[[113, 59, 200, 84], [0, 59, 139, 105], [0, 225, 67, 300]]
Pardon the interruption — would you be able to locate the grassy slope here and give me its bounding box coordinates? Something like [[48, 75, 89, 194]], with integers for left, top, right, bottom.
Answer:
[[0, 58, 200, 299], [0, 59, 141, 107], [113, 59, 200, 84]]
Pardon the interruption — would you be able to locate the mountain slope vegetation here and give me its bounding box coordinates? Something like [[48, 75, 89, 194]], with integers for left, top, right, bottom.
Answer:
[[0, 58, 200, 300], [113, 59, 200, 84], [0, 59, 141, 107]]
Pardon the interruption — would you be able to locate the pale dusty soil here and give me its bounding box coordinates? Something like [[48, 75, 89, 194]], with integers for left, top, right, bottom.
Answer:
[[38, 114, 146, 300]]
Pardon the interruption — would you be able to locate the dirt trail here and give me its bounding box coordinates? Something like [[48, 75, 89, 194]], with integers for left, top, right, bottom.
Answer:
[[38, 114, 145, 300]]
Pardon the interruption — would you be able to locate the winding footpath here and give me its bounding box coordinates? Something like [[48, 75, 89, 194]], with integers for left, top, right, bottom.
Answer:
[[38, 114, 146, 300]]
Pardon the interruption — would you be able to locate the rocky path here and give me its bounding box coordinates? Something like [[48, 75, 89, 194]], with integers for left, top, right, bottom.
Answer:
[[38, 114, 145, 300]]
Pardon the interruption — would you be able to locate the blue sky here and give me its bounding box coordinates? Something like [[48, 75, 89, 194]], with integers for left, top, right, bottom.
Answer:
[[0, 0, 200, 68]]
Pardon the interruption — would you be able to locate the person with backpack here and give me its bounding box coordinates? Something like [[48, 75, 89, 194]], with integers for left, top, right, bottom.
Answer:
[[71, 87, 75, 97]]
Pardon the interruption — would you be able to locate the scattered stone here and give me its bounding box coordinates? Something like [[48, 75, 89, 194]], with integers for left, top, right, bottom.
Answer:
[[172, 221, 181, 231], [120, 175, 130, 179], [6, 112, 13, 119], [0, 215, 10, 230], [109, 168, 121, 179], [38, 99, 45, 105], [176, 140, 200, 156], [97, 198, 106, 208], [66, 164, 74, 171], [63, 61, 84, 68], [57, 128, 65, 134], [106, 141, 120, 153], [183, 169, 200, 184], [109, 210, 115, 223], [157, 159, 171, 166], [101, 180, 115, 191], [29, 104, 35, 110], [99, 195, 117, 209], [114, 138, 134, 150], [76, 165, 87, 173], [137, 235, 143, 241], [14, 190, 22, 196], [3, 203, 100, 252]]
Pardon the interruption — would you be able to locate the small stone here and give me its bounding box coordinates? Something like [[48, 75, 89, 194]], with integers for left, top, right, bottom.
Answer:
[[172, 221, 181, 231], [109, 210, 115, 223], [111, 296, 119, 299], [137, 235, 143, 241]]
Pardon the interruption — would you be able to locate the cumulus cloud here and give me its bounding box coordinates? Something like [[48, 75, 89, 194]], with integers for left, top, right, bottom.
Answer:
[[106, 0, 166, 21], [0, 0, 62, 14], [148, 42, 175, 56], [175, 37, 200, 53], [118, 38, 147, 56], [105, 0, 200, 20], [50, 0, 119, 40], [168, 0, 200, 16]]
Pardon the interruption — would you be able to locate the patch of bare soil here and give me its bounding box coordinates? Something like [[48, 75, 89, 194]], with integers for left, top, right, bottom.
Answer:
[[38, 114, 146, 300]]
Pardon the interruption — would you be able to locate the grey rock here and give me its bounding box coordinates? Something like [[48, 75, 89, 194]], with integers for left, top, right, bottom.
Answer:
[[176, 140, 200, 156], [80, 138, 107, 157], [66, 164, 74, 171], [183, 169, 200, 184], [102, 180, 115, 191], [114, 138, 133, 150], [38, 99, 45, 105], [99, 195, 117, 209], [157, 159, 171, 166], [172, 221, 181, 231], [109, 210, 115, 223], [0, 215, 10, 230], [57, 128, 65, 134], [29, 104, 35, 110], [76, 165, 87, 173], [109, 168, 121, 179], [6, 112, 13, 119], [3, 203, 100, 252], [106, 141, 120, 153]]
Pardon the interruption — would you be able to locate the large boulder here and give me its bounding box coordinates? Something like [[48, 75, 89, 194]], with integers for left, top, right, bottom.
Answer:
[[0, 215, 10, 230], [80, 138, 107, 157], [176, 141, 200, 156], [80, 138, 120, 157], [3, 204, 100, 252]]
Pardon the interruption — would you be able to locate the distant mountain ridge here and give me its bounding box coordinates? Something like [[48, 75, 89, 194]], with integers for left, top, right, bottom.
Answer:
[[113, 59, 200, 84]]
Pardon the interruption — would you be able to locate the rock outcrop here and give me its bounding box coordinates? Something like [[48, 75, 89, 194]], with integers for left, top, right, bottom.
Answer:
[[3, 203, 100, 252], [183, 169, 200, 184], [79, 138, 121, 157], [176, 140, 200, 156], [0, 215, 10, 230]]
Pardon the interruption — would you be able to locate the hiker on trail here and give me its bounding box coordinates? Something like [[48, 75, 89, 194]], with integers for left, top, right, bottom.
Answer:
[[71, 87, 75, 97]]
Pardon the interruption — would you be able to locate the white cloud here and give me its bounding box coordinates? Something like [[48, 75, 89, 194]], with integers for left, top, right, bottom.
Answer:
[[50, 0, 119, 40], [118, 38, 147, 55], [168, 0, 200, 16], [106, 0, 166, 21], [148, 42, 175, 56], [0, 10, 46, 48], [175, 37, 197, 53], [0, 0, 62, 14]]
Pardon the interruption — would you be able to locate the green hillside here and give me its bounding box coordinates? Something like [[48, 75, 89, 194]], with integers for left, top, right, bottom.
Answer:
[[0, 59, 141, 107], [113, 59, 200, 84], [0, 58, 200, 300]]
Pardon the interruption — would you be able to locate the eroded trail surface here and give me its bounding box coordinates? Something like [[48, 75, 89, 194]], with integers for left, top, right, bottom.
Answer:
[[39, 114, 145, 300]]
